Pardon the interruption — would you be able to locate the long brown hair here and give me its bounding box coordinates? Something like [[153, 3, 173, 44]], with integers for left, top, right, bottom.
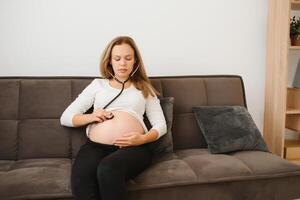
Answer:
[[100, 36, 159, 98]]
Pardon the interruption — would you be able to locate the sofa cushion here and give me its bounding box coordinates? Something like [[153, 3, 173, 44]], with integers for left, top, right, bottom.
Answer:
[[0, 80, 19, 120], [145, 97, 174, 154], [0, 120, 18, 160], [128, 150, 300, 200], [19, 80, 71, 119], [18, 119, 71, 159], [159, 77, 246, 150], [1, 150, 300, 200], [192, 106, 269, 154], [129, 149, 300, 190], [0, 158, 71, 200]]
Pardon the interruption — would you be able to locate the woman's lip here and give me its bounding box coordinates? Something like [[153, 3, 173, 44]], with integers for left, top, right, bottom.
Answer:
[[118, 69, 127, 72]]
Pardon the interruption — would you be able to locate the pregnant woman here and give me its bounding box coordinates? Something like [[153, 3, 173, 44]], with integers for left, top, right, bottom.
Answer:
[[60, 36, 167, 200]]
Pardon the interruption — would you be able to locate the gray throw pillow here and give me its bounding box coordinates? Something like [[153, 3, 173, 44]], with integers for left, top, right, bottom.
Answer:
[[144, 97, 174, 154], [192, 106, 269, 154]]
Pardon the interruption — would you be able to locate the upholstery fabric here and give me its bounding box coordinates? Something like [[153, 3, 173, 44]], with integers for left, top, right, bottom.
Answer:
[[192, 106, 269, 154], [2, 150, 300, 200], [1, 76, 300, 200], [145, 97, 174, 154], [0, 159, 71, 200]]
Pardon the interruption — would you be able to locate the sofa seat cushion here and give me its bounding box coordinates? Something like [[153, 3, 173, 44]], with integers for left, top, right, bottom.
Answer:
[[0, 158, 71, 200], [129, 149, 300, 190], [1, 150, 300, 200]]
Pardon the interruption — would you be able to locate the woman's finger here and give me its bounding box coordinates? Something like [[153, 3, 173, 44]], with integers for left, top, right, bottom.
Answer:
[[99, 115, 107, 121], [94, 108, 104, 114], [105, 112, 114, 119], [114, 138, 130, 143]]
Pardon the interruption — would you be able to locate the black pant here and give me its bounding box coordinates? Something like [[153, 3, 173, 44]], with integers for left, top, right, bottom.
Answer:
[[71, 138, 153, 200]]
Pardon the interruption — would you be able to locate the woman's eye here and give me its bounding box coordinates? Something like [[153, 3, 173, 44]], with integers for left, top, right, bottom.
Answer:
[[113, 57, 132, 61]]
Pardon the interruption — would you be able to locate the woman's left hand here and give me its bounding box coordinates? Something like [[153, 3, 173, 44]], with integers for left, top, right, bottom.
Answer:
[[113, 132, 146, 147]]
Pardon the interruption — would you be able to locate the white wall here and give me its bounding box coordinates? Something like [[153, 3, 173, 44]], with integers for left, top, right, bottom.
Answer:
[[0, 0, 268, 131]]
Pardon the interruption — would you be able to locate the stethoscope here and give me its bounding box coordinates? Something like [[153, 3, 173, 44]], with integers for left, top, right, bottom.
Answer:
[[102, 65, 140, 119]]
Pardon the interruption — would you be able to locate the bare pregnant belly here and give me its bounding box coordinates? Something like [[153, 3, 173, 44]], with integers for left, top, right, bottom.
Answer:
[[88, 111, 145, 145]]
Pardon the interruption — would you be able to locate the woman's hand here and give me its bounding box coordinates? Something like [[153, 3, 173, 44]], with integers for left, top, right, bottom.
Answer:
[[88, 108, 113, 123], [113, 132, 146, 148]]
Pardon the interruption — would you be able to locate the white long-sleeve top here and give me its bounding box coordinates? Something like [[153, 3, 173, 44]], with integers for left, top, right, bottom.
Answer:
[[60, 78, 167, 139]]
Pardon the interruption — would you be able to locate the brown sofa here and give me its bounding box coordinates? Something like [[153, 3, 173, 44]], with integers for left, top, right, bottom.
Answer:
[[1, 75, 300, 200]]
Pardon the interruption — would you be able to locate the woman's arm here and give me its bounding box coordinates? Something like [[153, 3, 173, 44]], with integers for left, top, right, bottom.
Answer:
[[72, 113, 95, 127], [144, 95, 167, 139], [72, 109, 113, 127], [143, 129, 159, 143], [60, 79, 98, 127]]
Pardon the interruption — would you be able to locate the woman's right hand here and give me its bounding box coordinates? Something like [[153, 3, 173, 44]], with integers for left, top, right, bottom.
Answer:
[[88, 108, 113, 123]]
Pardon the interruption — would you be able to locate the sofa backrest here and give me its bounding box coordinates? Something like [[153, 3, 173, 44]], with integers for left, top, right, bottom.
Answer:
[[0, 76, 246, 160]]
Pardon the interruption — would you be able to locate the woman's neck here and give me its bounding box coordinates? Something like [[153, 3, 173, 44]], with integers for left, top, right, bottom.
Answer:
[[114, 76, 129, 83], [109, 78, 132, 89]]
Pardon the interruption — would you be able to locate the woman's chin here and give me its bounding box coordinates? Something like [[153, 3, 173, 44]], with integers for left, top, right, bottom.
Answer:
[[116, 74, 130, 80]]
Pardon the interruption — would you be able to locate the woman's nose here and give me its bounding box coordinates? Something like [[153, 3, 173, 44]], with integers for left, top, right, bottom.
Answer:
[[120, 59, 126, 66]]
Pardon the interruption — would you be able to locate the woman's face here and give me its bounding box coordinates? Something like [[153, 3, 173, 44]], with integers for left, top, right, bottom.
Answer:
[[110, 43, 135, 80]]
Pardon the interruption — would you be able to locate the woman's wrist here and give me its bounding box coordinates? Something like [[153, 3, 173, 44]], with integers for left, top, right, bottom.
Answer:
[[72, 114, 95, 127], [143, 129, 159, 144], [141, 134, 148, 144], [86, 113, 96, 123]]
